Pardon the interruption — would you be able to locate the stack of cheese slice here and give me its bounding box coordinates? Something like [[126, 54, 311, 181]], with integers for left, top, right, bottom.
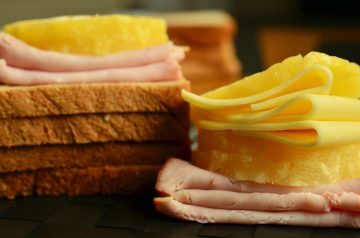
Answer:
[[0, 15, 190, 199]]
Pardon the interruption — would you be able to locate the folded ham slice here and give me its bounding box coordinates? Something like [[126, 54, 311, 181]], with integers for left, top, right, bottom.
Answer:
[[0, 33, 185, 71], [0, 32, 184, 85], [0, 60, 180, 85], [155, 197, 360, 227], [154, 158, 360, 228], [172, 189, 331, 212]]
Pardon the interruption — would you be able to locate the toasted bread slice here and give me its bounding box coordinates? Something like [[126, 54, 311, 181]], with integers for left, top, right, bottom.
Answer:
[[0, 80, 189, 119], [0, 113, 188, 147], [0, 142, 189, 173]]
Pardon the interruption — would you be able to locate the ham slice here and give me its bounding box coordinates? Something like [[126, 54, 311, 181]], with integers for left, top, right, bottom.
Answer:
[[0, 60, 180, 85], [325, 192, 360, 212], [154, 158, 360, 228], [155, 197, 360, 228], [173, 189, 330, 212], [0, 32, 185, 85], [0, 32, 185, 72], [156, 158, 360, 195]]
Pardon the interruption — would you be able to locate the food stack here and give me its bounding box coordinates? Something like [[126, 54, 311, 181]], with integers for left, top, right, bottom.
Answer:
[[155, 10, 242, 94], [155, 52, 360, 228], [0, 15, 190, 199]]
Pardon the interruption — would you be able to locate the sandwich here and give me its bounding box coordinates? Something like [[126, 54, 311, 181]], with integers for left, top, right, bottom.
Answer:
[[154, 52, 360, 228], [0, 14, 190, 199]]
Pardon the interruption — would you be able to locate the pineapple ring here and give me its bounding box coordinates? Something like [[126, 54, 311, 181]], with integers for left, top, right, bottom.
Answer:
[[195, 129, 360, 186], [4, 15, 168, 55]]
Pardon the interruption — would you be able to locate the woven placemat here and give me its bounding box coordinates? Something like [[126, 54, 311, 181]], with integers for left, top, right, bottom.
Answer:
[[0, 195, 359, 238]]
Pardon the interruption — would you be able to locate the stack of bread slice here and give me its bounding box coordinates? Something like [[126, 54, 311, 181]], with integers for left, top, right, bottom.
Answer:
[[0, 15, 190, 199], [0, 82, 190, 199], [153, 10, 242, 93]]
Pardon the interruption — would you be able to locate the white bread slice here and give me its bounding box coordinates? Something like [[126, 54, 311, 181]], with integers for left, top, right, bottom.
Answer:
[[0, 80, 189, 119], [0, 142, 189, 173], [0, 113, 188, 147]]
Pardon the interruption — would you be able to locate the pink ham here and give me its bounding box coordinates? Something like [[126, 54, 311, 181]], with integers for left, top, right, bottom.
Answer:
[[155, 158, 360, 227], [0, 59, 180, 85], [325, 192, 360, 212], [0, 32, 185, 72], [154, 197, 360, 228], [173, 189, 330, 212], [156, 158, 360, 195]]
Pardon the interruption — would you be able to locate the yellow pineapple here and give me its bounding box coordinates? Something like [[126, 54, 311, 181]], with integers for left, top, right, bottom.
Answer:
[[195, 129, 360, 186], [4, 15, 168, 55]]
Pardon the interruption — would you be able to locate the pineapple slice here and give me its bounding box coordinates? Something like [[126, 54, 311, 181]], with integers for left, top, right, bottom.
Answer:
[[3, 15, 168, 55], [195, 129, 360, 186]]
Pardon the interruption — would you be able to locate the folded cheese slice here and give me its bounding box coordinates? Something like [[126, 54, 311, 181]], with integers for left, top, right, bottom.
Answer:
[[182, 64, 333, 110], [183, 52, 360, 147], [199, 120, 360, 147], [227, 94, 360, 123]]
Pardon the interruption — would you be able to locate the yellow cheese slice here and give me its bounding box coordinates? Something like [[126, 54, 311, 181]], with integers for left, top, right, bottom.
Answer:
[[181, 64, 333, 110], [192, 93, 360, 125], [199, 120, 360, 147], [227, 94, 360, 123]]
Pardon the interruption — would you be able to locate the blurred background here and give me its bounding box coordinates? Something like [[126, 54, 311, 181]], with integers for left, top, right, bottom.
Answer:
[[1, 0, 359, 78]]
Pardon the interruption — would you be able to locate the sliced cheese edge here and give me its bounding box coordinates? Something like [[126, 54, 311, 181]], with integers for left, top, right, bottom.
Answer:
[[199, 120, 360, 147], [182, 65, 333, 110]]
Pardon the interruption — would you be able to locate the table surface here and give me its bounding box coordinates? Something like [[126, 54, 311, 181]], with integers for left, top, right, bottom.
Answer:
[[1, 195, 360, 238]]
